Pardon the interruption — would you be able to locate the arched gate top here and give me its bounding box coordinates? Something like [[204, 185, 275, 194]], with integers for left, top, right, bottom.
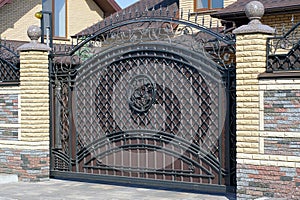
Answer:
[[52, 9, 236, 71]]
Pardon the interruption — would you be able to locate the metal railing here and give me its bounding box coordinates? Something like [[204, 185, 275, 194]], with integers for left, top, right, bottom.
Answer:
[[266, 21, 300, 72], [0, 39, 20, 83]]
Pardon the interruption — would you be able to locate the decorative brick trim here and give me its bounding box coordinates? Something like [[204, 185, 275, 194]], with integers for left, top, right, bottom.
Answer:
[[237, 164, 300, 199], [0, 148, 49, 181]]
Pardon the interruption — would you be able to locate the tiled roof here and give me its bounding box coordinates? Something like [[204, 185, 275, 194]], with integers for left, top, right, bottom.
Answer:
[[211, 0, 300, 19], [74, 0, 179, 37], [0, 0, 12, 8]]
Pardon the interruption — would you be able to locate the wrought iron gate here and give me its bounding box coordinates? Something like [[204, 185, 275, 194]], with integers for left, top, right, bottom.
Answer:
[[50, 10, 236, 193]]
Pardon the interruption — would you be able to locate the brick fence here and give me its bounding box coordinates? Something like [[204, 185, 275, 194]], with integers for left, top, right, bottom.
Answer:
[[0, 26, 51, 182], [234, 1, 300, 199]]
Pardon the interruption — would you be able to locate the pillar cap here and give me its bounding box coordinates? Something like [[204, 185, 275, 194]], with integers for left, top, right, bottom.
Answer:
[[27, 25, 42, 43], [233, 1, 275, 35], [17, 25, 51, 52], [245, 1, 264, 21]]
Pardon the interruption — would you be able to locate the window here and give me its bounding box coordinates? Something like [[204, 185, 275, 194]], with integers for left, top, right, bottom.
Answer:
[[42, 0, 67, 38], [195, 0, 223, 11]]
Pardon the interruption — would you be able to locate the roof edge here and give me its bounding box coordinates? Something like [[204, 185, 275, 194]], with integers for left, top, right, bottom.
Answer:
[[106, 0, 122, 12], [211, 5, 300, 20], [0, 0, 12, 8]]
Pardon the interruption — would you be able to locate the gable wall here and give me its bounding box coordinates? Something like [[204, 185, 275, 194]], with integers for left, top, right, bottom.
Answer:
[[0, 0, 41, 41], [67, 0, 104, 41]]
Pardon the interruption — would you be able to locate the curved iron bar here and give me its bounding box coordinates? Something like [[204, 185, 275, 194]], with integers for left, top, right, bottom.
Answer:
[[52, 149, 73, 170], [50, 15, 235, 78], [77, 130, 225, 175], [63, 16, 235, 56], [83, 145, 215, 178], [83, 164, 205, 177]]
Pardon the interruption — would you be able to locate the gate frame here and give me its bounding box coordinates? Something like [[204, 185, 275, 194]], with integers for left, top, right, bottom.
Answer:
[[49, 11, 236, 193]]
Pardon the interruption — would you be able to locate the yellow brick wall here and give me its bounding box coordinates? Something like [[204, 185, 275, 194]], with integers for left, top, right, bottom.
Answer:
[[0, 50, 50, 150], [235, 31, 300, 168], [19, 51, 50, 145], [262, 13, 300, 35], [67, 0, 104, 39], [235, 34, 268, 159], [0, 0, 105, 42]]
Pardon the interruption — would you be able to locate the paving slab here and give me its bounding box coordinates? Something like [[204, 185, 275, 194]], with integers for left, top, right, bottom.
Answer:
[[0, 179, 236, 200]]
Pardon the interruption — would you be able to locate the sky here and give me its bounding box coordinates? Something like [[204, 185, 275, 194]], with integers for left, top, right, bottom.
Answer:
[[115, 0, 139, 8]]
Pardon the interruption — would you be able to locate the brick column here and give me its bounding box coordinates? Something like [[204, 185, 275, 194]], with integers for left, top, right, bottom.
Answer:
[[233, 1, 274, 199], [16, 25, 51, 181]]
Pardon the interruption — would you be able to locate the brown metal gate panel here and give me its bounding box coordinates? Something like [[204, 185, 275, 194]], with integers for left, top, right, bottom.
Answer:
[[73, 43, 226, 184]]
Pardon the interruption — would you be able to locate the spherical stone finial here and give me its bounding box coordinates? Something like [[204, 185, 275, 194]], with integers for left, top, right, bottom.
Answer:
[[27, 25, 42, 42], [245, 1, 265, 21]]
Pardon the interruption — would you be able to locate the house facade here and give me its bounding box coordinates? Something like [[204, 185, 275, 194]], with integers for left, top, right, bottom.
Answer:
[[0, 0, 120, 41]]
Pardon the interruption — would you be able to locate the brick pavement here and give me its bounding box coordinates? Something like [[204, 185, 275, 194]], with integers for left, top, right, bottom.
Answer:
[[0, 179, 235, 200]]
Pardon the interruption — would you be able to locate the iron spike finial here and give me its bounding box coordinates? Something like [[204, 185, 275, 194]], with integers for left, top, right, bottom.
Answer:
[[173, 7, 177, 18], [64, 42, 67, 52], [116, 12, 119, 22], [180, 8, 183, 19], [152, 6, 155, 17], [129, 8, 132, 19], [160, 5, 162, 16], [122, 10, 126, 20], [282, 24, 285, 35], [144, 5, 148, 17], [188, 9, 190, 21], [135, 6, 139, 18], [166, 6, 169, 17]]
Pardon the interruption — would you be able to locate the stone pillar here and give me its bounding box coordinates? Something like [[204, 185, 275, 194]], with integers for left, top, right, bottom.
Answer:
[[15, 25, 51, 181], [233, 1, 274, 199]]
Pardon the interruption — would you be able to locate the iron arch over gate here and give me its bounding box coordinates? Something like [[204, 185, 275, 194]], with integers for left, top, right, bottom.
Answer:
[[50, 9, 236, 193]]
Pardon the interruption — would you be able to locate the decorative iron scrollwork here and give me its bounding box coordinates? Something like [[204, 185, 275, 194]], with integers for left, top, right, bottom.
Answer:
[[127, 74, 156, 113]]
